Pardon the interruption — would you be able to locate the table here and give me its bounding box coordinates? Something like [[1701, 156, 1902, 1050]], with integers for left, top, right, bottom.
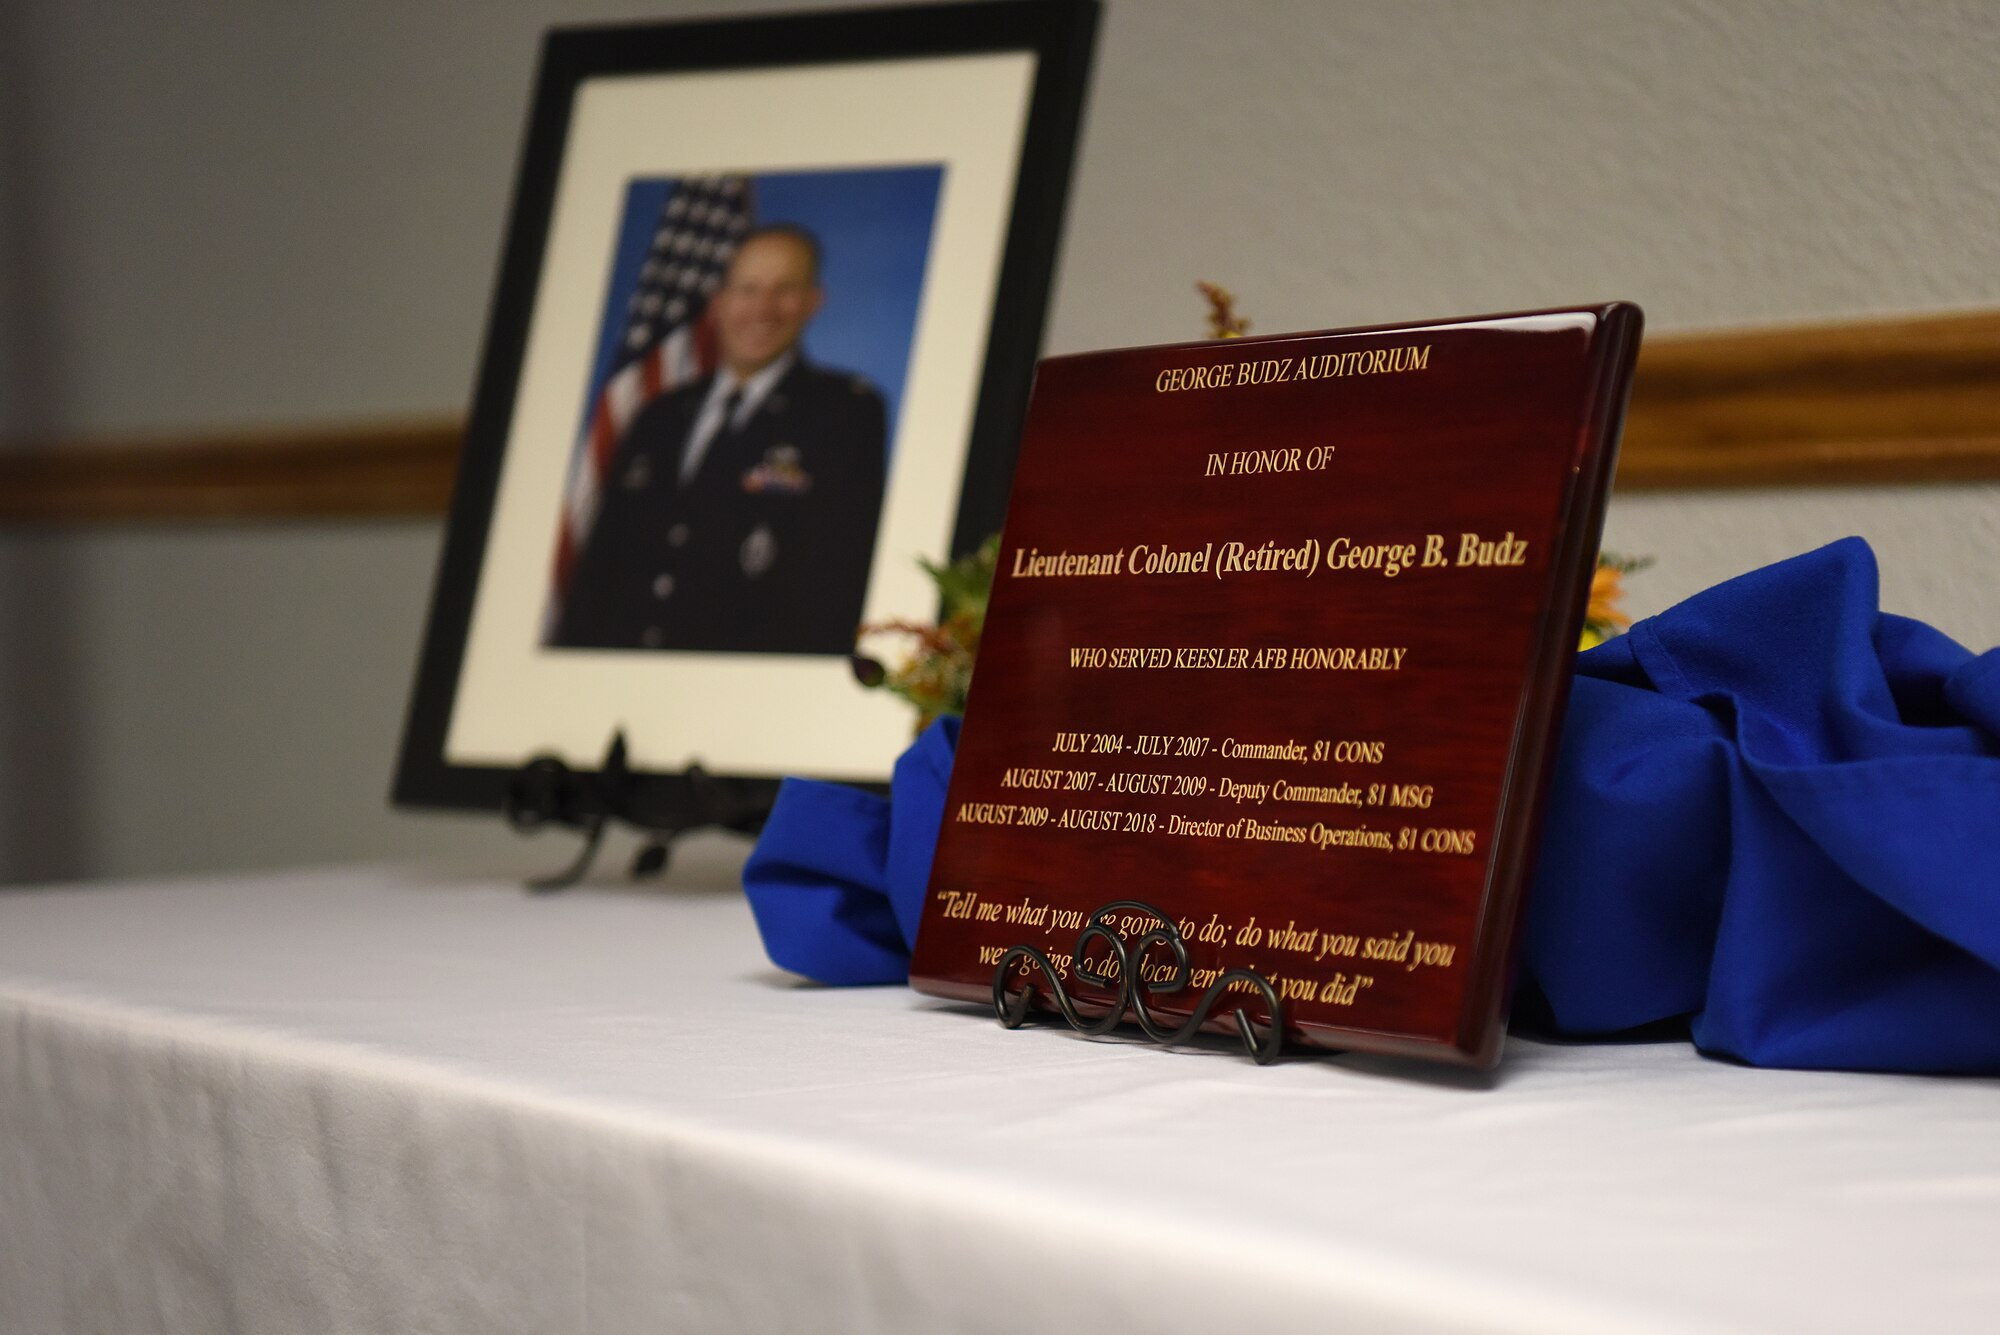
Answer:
[[3, 842, 1996, 1334]]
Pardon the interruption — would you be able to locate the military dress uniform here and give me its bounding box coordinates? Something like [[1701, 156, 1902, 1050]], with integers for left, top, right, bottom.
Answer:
[[552, 358, 887, 654]]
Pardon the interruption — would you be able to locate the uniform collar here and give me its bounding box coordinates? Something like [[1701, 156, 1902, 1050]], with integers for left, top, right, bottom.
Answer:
[[711, 350, 797, 419]]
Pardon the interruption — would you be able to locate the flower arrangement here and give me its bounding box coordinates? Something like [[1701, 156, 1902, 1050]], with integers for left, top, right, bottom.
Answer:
[[1583, 553, 1652, 649], [851, 537, 996, 728], [852, 285, 1648, 723], [1197, 281, 1251, 339]]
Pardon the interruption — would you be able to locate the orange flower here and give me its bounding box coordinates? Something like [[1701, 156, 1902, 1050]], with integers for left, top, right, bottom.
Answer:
[[1587, 562, 1631, 630]]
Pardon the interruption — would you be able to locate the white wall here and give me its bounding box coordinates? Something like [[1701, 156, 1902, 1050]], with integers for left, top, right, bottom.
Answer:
[[3, 0, 1997, 882]]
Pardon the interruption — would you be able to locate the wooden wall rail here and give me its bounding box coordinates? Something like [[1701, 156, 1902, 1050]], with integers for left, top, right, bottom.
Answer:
[[2, 311, 1997, 524], [1618, 310, 2000, 488], [0, 419, 459, 523]]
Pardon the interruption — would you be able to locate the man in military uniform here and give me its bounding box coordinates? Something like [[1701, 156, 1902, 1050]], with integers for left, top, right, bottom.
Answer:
[[551, 224, 887, 654]]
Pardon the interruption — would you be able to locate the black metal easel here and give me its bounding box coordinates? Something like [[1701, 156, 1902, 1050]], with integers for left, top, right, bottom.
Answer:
[[500, 730, 774, 891]]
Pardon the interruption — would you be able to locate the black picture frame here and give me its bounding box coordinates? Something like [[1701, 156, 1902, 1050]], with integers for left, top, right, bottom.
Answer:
[[393, 0, 1099, 821]]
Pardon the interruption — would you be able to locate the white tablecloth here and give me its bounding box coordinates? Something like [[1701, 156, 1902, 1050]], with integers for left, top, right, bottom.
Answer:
[[2, 843, 1996, 1334]]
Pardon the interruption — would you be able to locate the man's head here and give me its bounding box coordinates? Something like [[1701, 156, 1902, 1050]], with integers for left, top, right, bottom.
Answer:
[[712, 224, 823, 380]]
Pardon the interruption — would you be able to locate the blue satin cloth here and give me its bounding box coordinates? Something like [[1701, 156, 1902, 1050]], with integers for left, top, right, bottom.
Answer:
[[742, 539, 2000, 1072], [1520, 538, 2000, 1072], [743, 716, 957, 986]]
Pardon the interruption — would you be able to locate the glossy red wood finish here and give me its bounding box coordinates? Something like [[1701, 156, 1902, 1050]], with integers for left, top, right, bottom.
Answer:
[[910, 305, 1642, 1067]]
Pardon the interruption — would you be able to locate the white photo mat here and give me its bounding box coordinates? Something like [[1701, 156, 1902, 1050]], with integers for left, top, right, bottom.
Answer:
[[446, 52, 1036, 781]]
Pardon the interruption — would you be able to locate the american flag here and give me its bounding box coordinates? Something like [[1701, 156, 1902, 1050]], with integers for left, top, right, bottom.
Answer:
[[550, 175, 755, 603]]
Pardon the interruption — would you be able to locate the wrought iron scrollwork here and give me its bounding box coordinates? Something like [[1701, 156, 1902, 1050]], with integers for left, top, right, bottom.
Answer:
[[991, 899, 1284, 1064]]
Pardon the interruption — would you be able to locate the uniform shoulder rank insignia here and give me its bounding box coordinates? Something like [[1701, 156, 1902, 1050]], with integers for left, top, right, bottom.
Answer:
[[741, 444, 812, 495]]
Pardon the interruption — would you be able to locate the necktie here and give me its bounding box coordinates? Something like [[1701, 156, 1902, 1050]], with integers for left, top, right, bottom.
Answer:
[[680, 386, 747, 487]]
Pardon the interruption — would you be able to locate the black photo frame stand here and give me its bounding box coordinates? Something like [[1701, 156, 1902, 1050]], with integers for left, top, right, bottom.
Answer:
[[992, 900, 1286, 1064], [501, 731, 776, 891]]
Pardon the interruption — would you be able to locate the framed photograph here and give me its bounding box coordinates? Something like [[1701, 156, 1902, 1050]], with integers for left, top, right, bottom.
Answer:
[[395, 0, 1099, 813]]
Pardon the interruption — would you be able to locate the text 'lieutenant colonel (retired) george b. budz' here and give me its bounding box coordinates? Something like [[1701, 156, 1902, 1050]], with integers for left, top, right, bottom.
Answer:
[[551, 224, 888, 654]]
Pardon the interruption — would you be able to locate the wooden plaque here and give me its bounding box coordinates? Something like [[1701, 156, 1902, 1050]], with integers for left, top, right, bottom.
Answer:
[[908, 304, 1643, 1067]]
